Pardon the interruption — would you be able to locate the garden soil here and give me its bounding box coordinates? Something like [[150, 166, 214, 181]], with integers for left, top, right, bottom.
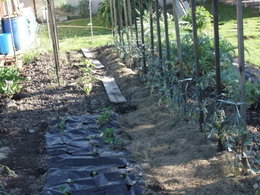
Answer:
[[0, 47, 258, 194]]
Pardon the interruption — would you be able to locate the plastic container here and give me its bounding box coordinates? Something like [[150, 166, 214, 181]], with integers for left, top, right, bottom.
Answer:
[[2, 16, 29, 50], [0, 33, 14, 55]]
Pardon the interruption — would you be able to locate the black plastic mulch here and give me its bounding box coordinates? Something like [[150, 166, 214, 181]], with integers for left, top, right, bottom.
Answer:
[[44, 114, 145, 195]]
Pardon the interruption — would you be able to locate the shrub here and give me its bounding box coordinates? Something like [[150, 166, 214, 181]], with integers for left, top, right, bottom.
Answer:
[[78, 0, 90, 17], [182, 6, 213, 30], [171, 33, 235, 76], [59, 4, 77, 14]]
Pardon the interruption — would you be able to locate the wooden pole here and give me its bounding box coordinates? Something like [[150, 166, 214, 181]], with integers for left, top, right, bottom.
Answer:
[[172, 0, 185, 103], [47, 0, 60, 85], [112, 0, 118, 43], [32, 0, 38, 21], [132, 0, 139, 47], [50, 0, 59, 50], [149, 0, 154, 56], [46, 6, 52, 44], [139, 0, 147, 74], [117, 0, 124, 44], [213, 0, 221, 97], [236, 0, 246, 125], [109, 0, 115, 36], [155, 0, 162, 61], [123, 0, 130, 45], [163, 0, 171, 62], [191, 0, 203, 131], [89, 0, 94, 43], [6, 0, 16, 59], [127, 0, 133, 38]]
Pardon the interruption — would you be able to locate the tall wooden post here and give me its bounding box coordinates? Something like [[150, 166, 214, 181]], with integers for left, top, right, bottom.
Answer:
[[213, 0, 221, 96], [47, 0, 60, 85], [149, 0, 154, 56], [89, 0, 94, 43], [123, 0, 130, 45], [50, 0, 59, 50], [155, 0, 162, 61], [113, 0, 119, 43], [172, 0, 185, 102], [110, 0, 115, 36], [117, 0, 124, 45], [163, 0, 171, 62], [32, 0, 38, 21], [132, 0, 139, 47], [191, 0, 203, 131], [139, 0, 147, 73], [127, 0, 133, 38], [213, 0, 224, 151], [236, 0, 246, 125]]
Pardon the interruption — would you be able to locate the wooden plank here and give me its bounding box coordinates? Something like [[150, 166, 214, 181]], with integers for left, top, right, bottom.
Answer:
[[91, 59, 104, 69], [82, 48, 94, 59], [102, 76, 127, 104]]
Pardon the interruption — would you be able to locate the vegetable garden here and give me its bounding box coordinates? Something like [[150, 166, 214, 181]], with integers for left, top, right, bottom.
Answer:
[[104, 0, 259, 174], [0, 0, 259, 194]]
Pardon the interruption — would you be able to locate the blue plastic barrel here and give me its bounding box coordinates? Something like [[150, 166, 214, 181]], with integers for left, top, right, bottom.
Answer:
[[0, 33, 14, 55], [2, 16, 29, 50]]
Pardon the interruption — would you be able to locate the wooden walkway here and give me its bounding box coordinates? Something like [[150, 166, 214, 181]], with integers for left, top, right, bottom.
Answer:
[[82, 48, 127, 104]]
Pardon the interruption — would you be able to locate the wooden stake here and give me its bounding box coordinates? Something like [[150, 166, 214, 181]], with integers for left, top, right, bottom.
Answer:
[[47, 0, 60, 85], [155, 0, 162, 61], [172, 0, 185, 102], [163, 0, 171, 62], [236, 0, 246, 125], [139, 0, 146, 74], [213, 0, 221, 97], [89, 0, 94, 43], [109, 0, 115, 36], [127, 0, 133, 38], [132, 0, 139, 47], [149, 0, 154, 56], [112, 0, 118, 43], [6, 0, 16, 60], [191, 0, 204, 131]]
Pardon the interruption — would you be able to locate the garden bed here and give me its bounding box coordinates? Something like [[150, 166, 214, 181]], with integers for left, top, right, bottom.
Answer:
[[0, 51, 110, 194], [0, 47, 259, 194]]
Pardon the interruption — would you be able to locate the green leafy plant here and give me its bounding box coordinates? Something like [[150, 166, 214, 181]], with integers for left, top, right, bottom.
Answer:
[[59, 185, 72, 195], [246, 81, 260, 109], [98, 107, 113, 125], [57, 117, 67, 130], [102, 128, 115, 143], [76, 60, 96, 95], [0, 66, 25, 96], [90, 170, 99, 177], [182, 6, 213, 30]]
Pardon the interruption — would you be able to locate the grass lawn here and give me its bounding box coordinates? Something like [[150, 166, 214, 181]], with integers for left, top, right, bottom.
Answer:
[[57, 17, 112, 51], [22, 17, 112, 63], [57, 18, 112, 51], [203, 1, 260, 67], [40, 17, 112, 52]]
